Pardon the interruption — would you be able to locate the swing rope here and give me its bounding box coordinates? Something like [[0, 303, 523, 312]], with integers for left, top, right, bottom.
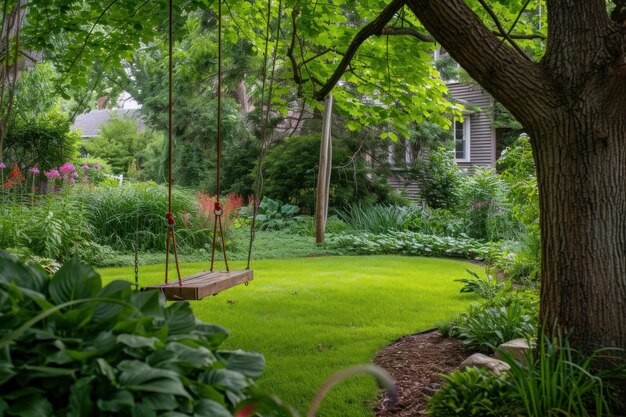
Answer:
[[209, 0, 231, 272], [164, 0, 182, 285]]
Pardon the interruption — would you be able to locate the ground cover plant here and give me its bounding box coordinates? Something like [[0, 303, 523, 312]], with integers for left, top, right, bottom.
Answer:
[[325, 231, 498, 260], [100, 255, 477, 417]]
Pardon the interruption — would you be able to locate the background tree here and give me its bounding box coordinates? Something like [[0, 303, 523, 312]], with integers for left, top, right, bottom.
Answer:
[[82, 115, 162, 177]]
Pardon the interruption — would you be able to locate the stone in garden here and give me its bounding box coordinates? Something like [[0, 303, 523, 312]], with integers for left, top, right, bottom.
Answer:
[[459, 353, 510, 376], [495, 338, 535, 363]]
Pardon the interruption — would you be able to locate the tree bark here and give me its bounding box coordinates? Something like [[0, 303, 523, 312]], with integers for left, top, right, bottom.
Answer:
[[316, 94, 333, 244], [405, 0, 626, 363], [534, 109, 626, 352]]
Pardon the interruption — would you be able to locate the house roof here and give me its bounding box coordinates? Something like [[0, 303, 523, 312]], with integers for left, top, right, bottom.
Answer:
[[71, 109, 146, 137]]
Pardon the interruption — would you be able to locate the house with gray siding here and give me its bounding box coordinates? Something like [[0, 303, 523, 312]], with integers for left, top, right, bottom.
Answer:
[[447, 82, 496, 170], [386, 81, 497, 200]]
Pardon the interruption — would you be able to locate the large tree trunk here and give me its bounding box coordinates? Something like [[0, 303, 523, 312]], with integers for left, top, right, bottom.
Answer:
[[533, 112, 626, 352], [405, 0, 626, 359]]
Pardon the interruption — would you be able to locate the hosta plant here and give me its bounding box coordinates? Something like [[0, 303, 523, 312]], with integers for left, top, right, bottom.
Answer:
[[0, 250, 291, 417]]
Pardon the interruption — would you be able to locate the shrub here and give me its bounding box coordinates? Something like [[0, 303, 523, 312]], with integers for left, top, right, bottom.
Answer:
[[337, 204, 411, 233], [403, 207, 467, 237], [498, 226, 541, 282], [240, 197, 306, 231], [83, 115, 165, 177], [450, 292, 538, 351], [0, 250, 289, 416], [325, 231, 498, 260], [263, 134, 402, 213], [497, 135, 539, 229], [455, 269, 508, 300], [3, 108, 80, 174], [0, 196, 101, 263], [501, 332, 626, 417], [76, 184, 218, 253], [459, 167, 517, 241], [409, 148, 464, 210], [427, 367, 520, 416]]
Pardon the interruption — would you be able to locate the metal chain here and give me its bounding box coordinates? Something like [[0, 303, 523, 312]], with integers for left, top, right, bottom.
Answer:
[[134, 207, 139, 290]]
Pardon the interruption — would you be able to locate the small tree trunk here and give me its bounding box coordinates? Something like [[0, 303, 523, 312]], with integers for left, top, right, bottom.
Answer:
[[316, 94, 333, 244], [235, 79, 251, 114]]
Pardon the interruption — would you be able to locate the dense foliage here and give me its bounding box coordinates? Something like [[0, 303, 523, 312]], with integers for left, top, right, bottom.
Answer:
[[263, 134, 402, 213], [83, 116, 163, 177], [3, 110, 80, 173], [0, 251, 291, 417], [0, 184, 245, 264]]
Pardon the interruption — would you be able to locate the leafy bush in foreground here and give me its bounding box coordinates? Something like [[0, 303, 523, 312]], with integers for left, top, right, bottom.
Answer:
[[0, 250, 289, 416], [325, 231, 498, 260], [427, 367, 519, 417]]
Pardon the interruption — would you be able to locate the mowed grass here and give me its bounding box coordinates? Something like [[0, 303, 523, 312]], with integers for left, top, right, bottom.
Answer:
[[100, 255, 476, 417]]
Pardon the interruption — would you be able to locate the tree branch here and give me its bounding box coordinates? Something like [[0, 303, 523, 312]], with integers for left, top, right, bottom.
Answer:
[[67, 0, 120, 73], [496, 32, 545, 40], [287, 8, 302, 85], [406, 0, 556, 128], [313, 0, 407, 100], [475, 0, 533, 61], [380, 27, 433, 42]]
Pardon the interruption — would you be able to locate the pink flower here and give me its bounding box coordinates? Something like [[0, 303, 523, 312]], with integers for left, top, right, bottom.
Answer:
[[93, 164, 101, 169], [71, 172, 78, 178], [44, 169, 61, 179], [59, 163, 75, 174], [28, 166, 40, 175], [0, 162, 5, 169], [82, 176, 88, 181], [69, 178, 75, 184], [82, 164, 90, 170]]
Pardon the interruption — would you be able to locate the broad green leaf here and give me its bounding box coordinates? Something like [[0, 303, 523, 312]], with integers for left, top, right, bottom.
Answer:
[[118, 360, 190, 398], [140, 393, 178, 411], [118, 334, 163, 350], [68, 377, 95, 417], [164, 302, 196, 336], [0, 251, 48, 294], [96, 358, 117, 383], [194, 400, 231, 417], [201, 369, 249, 392], [97, 390, 135, 412], [216, 350, 265, 378], [49, 259, 101, 304], [0, 361, 16, 385], [6, 394, 52, 417], [131, 289, 163, 317], [21, 365, 78, 378], [193, 323, 229, 348], [133, 402, 158, 417], [93, 280, 133, 325]]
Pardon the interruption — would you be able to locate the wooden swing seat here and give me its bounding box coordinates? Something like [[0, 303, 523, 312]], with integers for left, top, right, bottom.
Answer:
[[144, 269, 253, 301]]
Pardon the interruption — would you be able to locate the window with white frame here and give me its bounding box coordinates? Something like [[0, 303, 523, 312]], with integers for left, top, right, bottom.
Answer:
[[453, 117, 470, 162]]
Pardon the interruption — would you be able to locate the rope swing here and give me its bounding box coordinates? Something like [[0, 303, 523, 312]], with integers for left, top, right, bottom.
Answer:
[[144, 0, 253, 301]]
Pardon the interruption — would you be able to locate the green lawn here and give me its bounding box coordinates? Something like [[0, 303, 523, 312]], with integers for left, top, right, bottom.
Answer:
[[100, 255, 476, 417]]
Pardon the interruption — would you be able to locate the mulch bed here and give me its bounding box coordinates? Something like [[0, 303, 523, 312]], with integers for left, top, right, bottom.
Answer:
[[373, 330, 473, 417]]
